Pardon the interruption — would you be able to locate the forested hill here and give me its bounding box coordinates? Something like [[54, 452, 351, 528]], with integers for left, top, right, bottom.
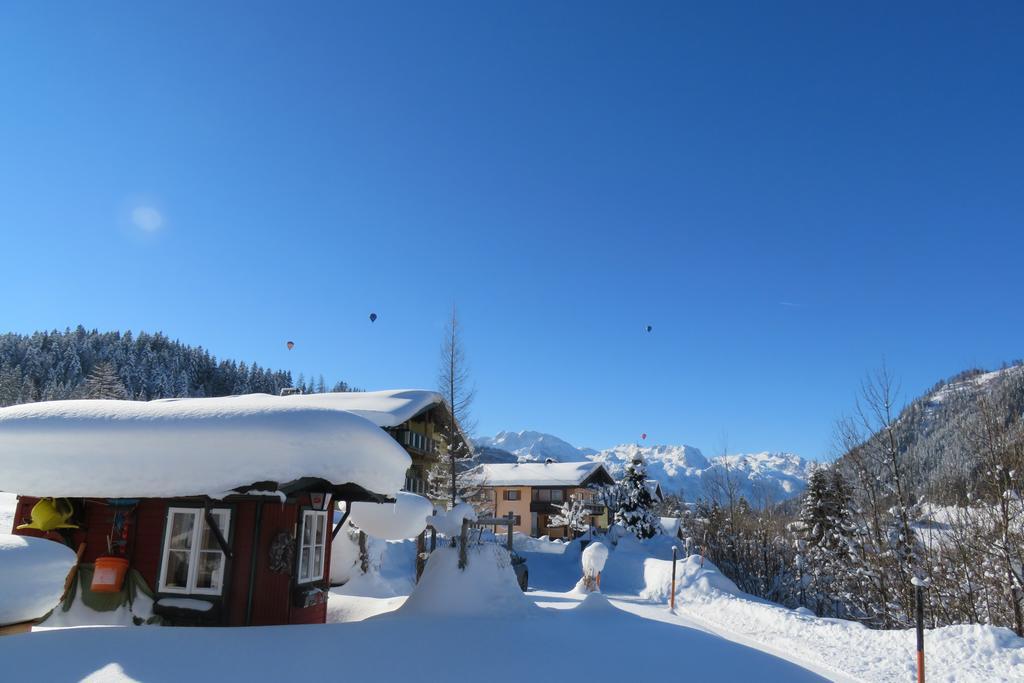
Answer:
[[0, 328, 348, 406], [836, 362, 1024, 504]]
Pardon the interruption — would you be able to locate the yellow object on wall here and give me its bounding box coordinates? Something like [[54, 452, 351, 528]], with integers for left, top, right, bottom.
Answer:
[[16, 497, 78, 532]]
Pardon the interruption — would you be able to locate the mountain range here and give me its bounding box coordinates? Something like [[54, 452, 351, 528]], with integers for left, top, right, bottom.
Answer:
[[474, 431, 814, 505]]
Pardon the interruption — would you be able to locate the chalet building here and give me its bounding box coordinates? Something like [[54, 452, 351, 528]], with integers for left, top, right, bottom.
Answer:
[[646, 479, 665, 503], [0, 393, 414, 627], [289, 390, 471, 497], [472, 462, 615, 539]]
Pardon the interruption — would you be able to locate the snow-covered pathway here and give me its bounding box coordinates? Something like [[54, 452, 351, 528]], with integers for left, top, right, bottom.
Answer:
[[0, 593, 824, 682], [516, 535, 1024, 682]]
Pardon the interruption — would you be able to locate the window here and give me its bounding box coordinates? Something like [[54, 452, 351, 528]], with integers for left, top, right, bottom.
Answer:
[[534, 489, 551, 502], [550, 489, 564, 503], [511, 515, 522, 526], [159, 507, 230, 596], [297, 509, 328, 583], [404, 472, 425, 494], [503, 490, 521, 501]]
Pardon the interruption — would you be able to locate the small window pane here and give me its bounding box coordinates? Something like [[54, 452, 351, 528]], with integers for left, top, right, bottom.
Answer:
[[196, 552, 222, 590], [166, 550, 191, 588], [551, 490, 563, 502], [169, 513, 195, 550], [315, 514, 325, 544], [302, 515, 313, 545], [314, 547, 323, 577], [299, 547, 311, 581]]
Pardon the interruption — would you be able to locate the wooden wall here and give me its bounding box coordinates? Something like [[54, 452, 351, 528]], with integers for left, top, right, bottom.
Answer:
[[11, 493, 333, 627]]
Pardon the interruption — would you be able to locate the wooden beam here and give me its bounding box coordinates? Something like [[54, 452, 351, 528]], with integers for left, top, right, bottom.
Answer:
[[203, 507, 233, 560], [331, 504, 352, 541]]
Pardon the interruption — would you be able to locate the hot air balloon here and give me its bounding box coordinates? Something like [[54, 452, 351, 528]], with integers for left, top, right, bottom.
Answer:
[[641, 432, 647, 441], [286, 341, 294, 350], [646, 325, 653, 333], [369, 313, 377, 323]]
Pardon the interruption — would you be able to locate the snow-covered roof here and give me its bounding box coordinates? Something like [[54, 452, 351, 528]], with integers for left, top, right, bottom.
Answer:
[[0, 395, 411, 499], [645, 479, 664, 501], [284, 390, 445, 428], [474, 461, 613, 487], [659, 517, 681, 537]]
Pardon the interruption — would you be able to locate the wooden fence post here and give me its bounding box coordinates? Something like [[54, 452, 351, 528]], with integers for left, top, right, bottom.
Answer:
[[670, 545, 678, 610], [506, 512, 514, 551], [415, 530, 426, 583], [458, 517, 469, 569], [358, 530, 369, 574]]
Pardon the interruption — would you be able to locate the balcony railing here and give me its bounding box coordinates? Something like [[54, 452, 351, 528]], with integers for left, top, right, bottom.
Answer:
[[396, 429, 437, 456]]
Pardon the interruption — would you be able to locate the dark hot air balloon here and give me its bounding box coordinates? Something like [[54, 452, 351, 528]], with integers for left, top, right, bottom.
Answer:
[[646, 325, 653, 333], [286, 341, 295, 350], [369, 313, 378, 323], [641, 432, 647, 440]]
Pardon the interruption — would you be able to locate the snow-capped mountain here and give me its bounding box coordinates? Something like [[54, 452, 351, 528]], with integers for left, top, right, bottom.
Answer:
[[474, 430, 597, 462], [473, 431, 814, 505]]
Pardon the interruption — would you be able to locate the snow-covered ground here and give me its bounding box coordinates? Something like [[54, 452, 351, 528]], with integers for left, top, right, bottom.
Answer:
[[2, 485, 1021, 683]]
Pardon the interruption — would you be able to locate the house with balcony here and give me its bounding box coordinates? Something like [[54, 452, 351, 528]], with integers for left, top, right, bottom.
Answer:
[[471, 461, 615, 539], [287, 389, 470, 497]]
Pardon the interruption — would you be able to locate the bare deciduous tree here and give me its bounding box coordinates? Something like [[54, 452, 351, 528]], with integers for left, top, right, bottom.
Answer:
[[429, 306, 477, 506]]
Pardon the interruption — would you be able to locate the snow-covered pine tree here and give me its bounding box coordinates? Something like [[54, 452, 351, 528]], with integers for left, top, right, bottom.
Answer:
[[614, 454, 660, 539], [81, 361, 128, 399], [550, 493, 592, 537]]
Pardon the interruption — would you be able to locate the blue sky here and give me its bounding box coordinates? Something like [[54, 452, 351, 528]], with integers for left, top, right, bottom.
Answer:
[[1, 2, 1022, 459]]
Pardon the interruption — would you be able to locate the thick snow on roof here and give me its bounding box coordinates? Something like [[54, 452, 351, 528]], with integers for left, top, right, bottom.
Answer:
[[475, 461, 609, 487], [0, 395, 411, 498], [285, 390, 444, 428]]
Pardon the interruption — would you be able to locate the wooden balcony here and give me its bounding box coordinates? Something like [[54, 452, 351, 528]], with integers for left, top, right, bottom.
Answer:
[[394, 429, 437, 457]]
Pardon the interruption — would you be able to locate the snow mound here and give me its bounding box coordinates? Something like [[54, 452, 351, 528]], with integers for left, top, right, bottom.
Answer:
[[582, 542, 608, 574], [640, 555, 741, 602], [0, 394, 411, 498], [573, 592, 618, 613], [432, 502, 478, 537], [396, 545, 536, 617], [350, 492, 433, 540], [0, 534, 77, 625]]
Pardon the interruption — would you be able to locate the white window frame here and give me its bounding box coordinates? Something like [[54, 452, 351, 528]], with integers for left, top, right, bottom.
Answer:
[[158, 507, 231, 596], [297, 509, 328, 584]]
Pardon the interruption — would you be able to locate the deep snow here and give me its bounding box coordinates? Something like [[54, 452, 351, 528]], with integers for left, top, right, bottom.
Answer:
[[0, 394, 411, 498], [3, 482, 1021, 682]]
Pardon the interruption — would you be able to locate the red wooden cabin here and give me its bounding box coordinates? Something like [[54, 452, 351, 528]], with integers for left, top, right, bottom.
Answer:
[[12, 482, 378, 626], [0, 394, 413, 627]]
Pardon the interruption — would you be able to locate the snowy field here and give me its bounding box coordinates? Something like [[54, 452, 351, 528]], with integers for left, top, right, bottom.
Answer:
[[1, 487, 1022, 683]]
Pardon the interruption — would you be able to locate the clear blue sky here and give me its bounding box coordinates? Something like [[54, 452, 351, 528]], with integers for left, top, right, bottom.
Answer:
[[1, 2, 1022, 459]]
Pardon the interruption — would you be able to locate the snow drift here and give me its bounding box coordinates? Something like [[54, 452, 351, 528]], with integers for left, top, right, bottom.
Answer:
[[0, 534, 77, 625], [395, 545, 535, 617]]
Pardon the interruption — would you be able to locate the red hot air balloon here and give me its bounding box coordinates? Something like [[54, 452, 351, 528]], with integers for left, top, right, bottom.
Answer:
[[369, 313, 377, 323], [641, 433, 647, 440], [286, 341, 294, 350]]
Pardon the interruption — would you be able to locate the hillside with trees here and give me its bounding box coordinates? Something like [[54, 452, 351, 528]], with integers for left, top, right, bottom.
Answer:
[[682, 361, 1024, 635], [0, 327, 352, 405]]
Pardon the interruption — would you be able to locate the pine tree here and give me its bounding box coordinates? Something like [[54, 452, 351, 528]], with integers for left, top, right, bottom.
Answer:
[[82, 362, 128, 399], [614, 454, 660, 539], [550, 493, 593, 537]]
